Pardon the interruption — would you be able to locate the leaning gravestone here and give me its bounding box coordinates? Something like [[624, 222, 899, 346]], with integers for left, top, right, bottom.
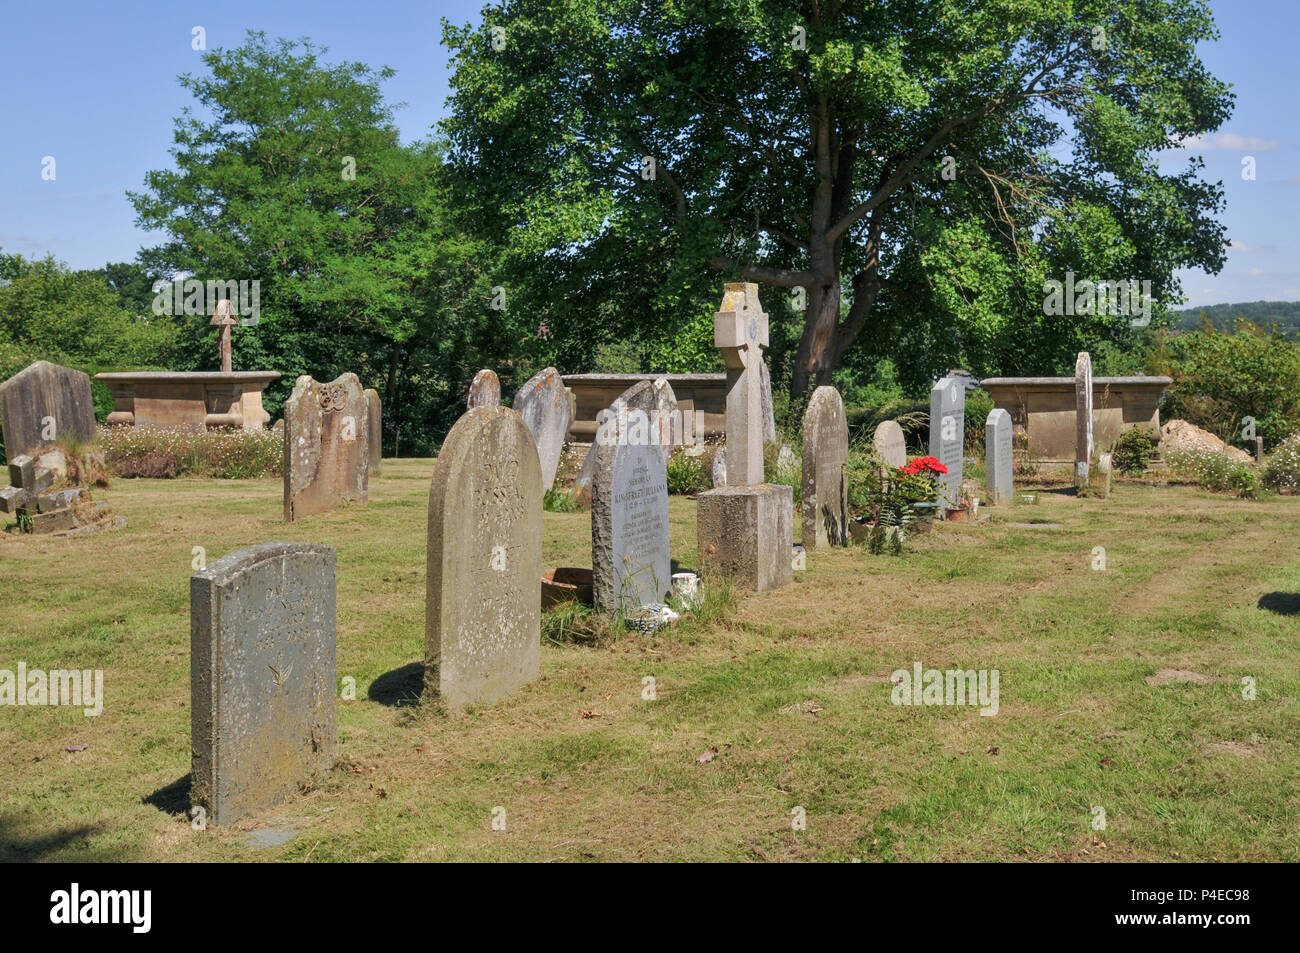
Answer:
[[592, 381, 671, 614], [801, 386, 849, 549], [651, 377, 681, 463], [364, 388, 382, 478], [872, 419, 907, 469], [467, 369, 501, 408], [513, 367, 571, 491], [1075, 351, 1093, 487], [928, 377, 965, 505], [283, 374, 369, 521], [0, 361, 96, 460], [191, 542, 337, 826], [427, 405, 542, 709], [985, 408, 1013, 505]]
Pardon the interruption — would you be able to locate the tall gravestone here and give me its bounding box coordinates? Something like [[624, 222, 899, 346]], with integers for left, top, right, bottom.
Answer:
[[1075, 351, 1093, 487], [696, 284, 794, 591], [760, 361, 777, 445], [513, 367, 571, 491], [873, 419, 907, 468], [191, 542, 337, 826], [365, 388, 382, 478], [591, 381, 671, 613], [426, 405, 542, 709], [467, 369, 501, 408], [283, 374, 369, 521], [985, 408, 1013, 505], [651, 377, 681, 463], [0, 361, 96, 460], [801, 386, 849, 549], [928, 377, 965, 505]]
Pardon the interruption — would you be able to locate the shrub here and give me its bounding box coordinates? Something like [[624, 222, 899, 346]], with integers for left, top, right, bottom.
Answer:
[[665, 450, 709, 495], [1263, 432, 1300, 494], [963, 389, 994, 455], [1110, 427, 1156, 474], [543, 487, 582, 511], [98, 425, 282, 479], [1165, 447, 1259, 499]]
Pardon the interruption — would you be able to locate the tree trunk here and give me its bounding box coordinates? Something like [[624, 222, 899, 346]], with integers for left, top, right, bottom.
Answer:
[[791, 274, 843, 400]]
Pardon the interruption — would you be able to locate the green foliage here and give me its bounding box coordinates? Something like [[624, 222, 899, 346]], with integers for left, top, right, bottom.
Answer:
[[964, 389, 993, 455], [1110, 427, 1156, 474], [542, 487, 582, 512], [665, 450, 709, 495], [1174, 301, 1300, 340], [1159, 321, 1300, 448], [1263, 432, 1300, 494], [763, 442, 801, 504], [1165, 448, 1259, 499]]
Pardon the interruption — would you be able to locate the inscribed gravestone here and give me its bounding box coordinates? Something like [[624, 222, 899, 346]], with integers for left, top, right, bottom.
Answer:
[[928, 377, 965, 505], [513, 367, 571, 490], [985, 408, 1013, 505], [873, 419, 907, 468], [283, 374, 369, 521], [0, 361, 96, 460], [1075, 351, 1093, 486], [426, 405, 542, 709], [801, 385, 849, 549], [191, 542, 337, 826], [467, 369, 501, 408], [592, 381, 671, 613], [365, 388, 382, 478]]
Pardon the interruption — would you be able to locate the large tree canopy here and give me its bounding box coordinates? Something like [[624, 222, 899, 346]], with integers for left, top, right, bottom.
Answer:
[[442, 0, 1232, 401]]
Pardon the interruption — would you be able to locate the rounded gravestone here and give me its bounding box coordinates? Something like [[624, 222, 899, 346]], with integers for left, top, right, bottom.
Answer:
[[872, 420, 907, 469], [801, 386, 849, 549], [467, 369, 501, 409], [426, 405, 542, 709], [513, 367, 571, 491], [283, 374, 370, 521]]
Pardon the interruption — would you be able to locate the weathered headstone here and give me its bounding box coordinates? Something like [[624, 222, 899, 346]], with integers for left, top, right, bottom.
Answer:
[[985, 408, 1013, 505], [696, 284, 794, 591], [651, 377, 681, 462], [711, 447, 727, 488], [364, 388, 382, 478], [190, 542, 337, 826], [760, 361, 777, 444], [1092, 451, 1113, 498], [283, 374, 369, 521], [467, 369, 501, 408], [591, 381, 671, 614], [1075, 351, 1093, 486], [801, 386, 848, 549], [513, 367, 572, 490], [426, 405, 542, 709], [928, 377, 965, 505], [0, 361, 95, 460], [872, 420, 907, 468]]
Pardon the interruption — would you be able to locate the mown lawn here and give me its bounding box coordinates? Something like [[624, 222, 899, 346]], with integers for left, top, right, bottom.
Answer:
[[0, 459, 1296, 861]]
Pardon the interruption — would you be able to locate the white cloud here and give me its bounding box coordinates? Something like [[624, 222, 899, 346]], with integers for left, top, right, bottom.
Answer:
[[1247, 267, 1266, 277]]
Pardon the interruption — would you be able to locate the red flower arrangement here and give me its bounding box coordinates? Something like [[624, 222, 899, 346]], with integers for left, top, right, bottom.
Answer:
[[901, 456, 948, 476]]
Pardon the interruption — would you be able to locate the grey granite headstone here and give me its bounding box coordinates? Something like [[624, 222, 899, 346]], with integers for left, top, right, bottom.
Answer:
[[928, 376, 965, 504], [513, 367, 571, 490], [0, 361, 95, 459], [873, 420, 907, 468], [467, 369, 501, 408], [191, 542, 338, 826], [591, 382, 671, 614], [427, 405, 542, 709], [283, 374, 369, 521], [364, 388, 382, 478], [801, 386, 848, 548], [1075, 351, 1093, 486], [985, 408, 1013, 505]]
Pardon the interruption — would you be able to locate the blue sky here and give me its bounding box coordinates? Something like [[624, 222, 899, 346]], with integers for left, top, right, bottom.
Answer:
[[0, 0, 1295, 308]]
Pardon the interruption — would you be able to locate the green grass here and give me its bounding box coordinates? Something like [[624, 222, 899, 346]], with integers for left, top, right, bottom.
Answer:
[[0, 461, 1296, 861]]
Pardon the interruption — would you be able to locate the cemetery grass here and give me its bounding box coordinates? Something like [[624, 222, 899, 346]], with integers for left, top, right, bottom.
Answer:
[[0, 460, 1297, 862]]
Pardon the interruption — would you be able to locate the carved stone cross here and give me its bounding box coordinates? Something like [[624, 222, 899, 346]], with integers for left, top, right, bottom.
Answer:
[[713, 283, 769, 486], [210, 299, 238, 373]]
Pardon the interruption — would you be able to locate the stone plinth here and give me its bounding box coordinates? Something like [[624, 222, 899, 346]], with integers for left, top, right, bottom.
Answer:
[[94, 371, 280, 432], [697, 484, 794, 592]]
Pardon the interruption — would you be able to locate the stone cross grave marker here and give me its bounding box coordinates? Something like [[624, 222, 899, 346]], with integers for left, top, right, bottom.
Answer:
[[591, 381, 671, 614], [1075, 351, 1093, 486], [985, 408, 1013, 505], [0, 360, 95, 460], [191, 542, 337, 826], [283, 373, 369, 521], [801, 385, 849, 549], [209, 299, 239, 373], [928, 376, 965, 505], [426, 405, 542, 709]]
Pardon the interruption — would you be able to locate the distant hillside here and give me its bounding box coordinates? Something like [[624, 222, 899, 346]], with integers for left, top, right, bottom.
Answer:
[[1172, 301, 1300, 338]]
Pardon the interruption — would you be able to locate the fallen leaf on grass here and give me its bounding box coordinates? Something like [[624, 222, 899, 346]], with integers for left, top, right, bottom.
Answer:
[[697, 747, 718, 764], [986, 746, 1000, 756], [579, 709, 601, 719]]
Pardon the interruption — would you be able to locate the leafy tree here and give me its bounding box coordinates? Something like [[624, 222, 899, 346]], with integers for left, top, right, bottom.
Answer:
[[442, 0, 1232, 399], [129, 32, 509, 452]]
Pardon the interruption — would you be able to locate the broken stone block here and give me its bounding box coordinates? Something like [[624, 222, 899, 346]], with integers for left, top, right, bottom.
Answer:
[[30, 467, 54, 495], [0, 486, 29, 514], [8, 455, 35, 490]]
